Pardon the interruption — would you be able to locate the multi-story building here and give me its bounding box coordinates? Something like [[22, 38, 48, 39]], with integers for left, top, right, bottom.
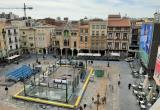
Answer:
[[78, 20, 90, 53], [89, 19, 107, 55], [154, 11, 160, 23], [52, 20, 79, 57], [0, 12, 19, 21], [35, 25, 55, 54], [20, 25, 55, 54], [0, 21, 6, 61], [20, 27, 36, 54], [4, 25, 21, 57], [107, 14, 131, 57], [129, 19, 144, 57]]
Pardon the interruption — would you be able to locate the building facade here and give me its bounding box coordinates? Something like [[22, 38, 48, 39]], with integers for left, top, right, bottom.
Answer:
[[129, 19, 144, 57], [52, 21, 79, 57], [0, 22, 6, 60], [0, 12, 19, 21], [79, 21, 90, 53], [107, 15, 131, 57], [4, 26, 21, 57], [89, 19, 107, 55], [20, 25, 55, 54], [20, 27, 36, 54]]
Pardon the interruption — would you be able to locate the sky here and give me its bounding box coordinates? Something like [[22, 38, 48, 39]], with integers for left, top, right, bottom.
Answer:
[[0, 0, 160, 20]]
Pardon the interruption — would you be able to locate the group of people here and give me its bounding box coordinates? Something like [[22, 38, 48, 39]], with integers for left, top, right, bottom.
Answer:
[[78, 96, 106, 110]]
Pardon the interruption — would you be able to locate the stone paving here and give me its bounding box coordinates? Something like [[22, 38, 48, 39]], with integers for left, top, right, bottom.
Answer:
[[0, 55, 140, 110]]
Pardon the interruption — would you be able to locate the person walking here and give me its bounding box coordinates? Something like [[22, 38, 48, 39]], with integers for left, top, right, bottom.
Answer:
[[128, 83, 131, 90], [79, 105, 83, 110], [83, 104, 87, 109], [102, 96, 106, 104], [118, 81, 120, 86]]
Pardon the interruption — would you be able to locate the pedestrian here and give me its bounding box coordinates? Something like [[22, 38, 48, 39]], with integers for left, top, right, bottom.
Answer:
[[101, 97, 104, 104], [101, 96, 106, 104], [92, 97, 94, 103], [118, 81, 120, 86], [128, 83, 131, 90], [79, 106, 83, 110], [83, 104, 87, 109], [112, 85, 114, 91]]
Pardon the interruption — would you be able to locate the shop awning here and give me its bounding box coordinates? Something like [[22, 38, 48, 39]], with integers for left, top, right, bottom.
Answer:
[[7, 55, 20, 60]]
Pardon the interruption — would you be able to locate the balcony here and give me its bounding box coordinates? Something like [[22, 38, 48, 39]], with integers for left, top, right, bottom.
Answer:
[[115, 37, 121, 40]]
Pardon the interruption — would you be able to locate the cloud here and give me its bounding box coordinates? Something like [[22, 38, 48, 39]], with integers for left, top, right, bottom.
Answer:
[[0, 0, 159, 19]]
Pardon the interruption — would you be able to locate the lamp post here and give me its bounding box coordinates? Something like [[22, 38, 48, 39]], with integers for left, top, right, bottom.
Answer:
[[107, 45, 110, 67], [96, 93, 100, 110]]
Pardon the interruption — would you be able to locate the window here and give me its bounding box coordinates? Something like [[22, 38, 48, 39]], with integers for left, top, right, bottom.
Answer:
[[8, 30, 11, 35], [15, 37, 17, 42], [56, 32, 62, 35], [71, 32, 76, 36], [123, 33, 127, 40], [96, 31, 99, 36], [85, 36, 88, 42], [108, 33, 112, 38], [115, 42, 119, 49], [116, 33, 120, 39], [96, 25, 99, 29], [124, 27, 129, 31], [10, 46, 12, 50], [23, 32, 25, 34], [24, 42, 26, 45], [9, 38, 12, 43], [92, 31, 95, 36], [101, 25, 106, 29], [108, 27, 113, 30], [80, 36, 83, 42], [80, 29, 83, 33], [14, 29, 17, 34], [92, 25, 95, 29], [116, 27, 121, 30], [74, 41, 76, 47], [16, 44, 18, 49], [122, 43, 127, 49], [30, 43, 34, 47], [85, 29, 88, 33], [64, 39, 68, 46], [101, 31, 105, 36], [55, 41, 59, 46], [29, 37, 33, 40]]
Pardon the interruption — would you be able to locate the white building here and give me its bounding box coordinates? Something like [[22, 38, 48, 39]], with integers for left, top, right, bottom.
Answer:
[[0, 12, 19, 21], [4, 26, 21, 57]]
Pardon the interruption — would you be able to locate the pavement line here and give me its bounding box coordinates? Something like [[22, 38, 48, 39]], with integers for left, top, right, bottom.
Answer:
[[13, 67, 94, 109], [74, 68, 94, 107]]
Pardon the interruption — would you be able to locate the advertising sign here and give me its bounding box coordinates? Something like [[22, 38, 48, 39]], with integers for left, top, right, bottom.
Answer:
[[154, 46, 160, 81], [139, 23, 153, 67]]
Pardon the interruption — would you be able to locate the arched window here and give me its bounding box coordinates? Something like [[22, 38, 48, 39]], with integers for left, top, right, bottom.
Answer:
[[64, 30, 69, 38]]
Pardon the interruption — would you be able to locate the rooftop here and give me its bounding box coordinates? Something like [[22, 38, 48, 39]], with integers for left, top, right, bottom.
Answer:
[[108, 19, 130, 27]]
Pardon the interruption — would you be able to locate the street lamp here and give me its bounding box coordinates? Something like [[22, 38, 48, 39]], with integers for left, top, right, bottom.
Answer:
[[107, 45, 110, 67], [96, 93, 100, 110]]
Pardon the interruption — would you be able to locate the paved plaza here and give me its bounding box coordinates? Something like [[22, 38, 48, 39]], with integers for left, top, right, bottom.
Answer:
[[0, 55, 140, 110]]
